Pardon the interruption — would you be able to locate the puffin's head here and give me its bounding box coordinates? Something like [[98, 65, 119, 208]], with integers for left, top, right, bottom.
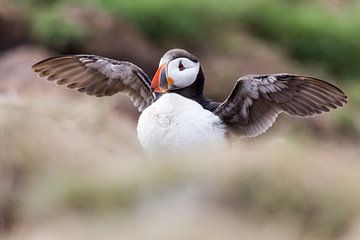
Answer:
[[151, 49, 201, 93]]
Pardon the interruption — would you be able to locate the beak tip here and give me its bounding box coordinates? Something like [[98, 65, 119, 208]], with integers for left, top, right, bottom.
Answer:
[[151, 64, 168, 93]]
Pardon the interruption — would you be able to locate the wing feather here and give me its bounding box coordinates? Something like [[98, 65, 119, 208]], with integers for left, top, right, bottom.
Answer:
[[32, 55, 155, 112], [214, 74, 347, 137]]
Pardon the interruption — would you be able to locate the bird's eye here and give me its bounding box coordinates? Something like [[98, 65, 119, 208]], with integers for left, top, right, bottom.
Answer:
[[178, 61, 185, 71]]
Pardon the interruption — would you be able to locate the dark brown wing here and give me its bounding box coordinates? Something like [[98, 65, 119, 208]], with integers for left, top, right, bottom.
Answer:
[[214, 74, 347, 137], [32, 55, 155, 111]]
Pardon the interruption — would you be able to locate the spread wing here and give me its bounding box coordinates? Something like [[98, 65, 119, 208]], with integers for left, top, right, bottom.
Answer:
[[214, 74, 347, 137], [32, 55, 155, 111]]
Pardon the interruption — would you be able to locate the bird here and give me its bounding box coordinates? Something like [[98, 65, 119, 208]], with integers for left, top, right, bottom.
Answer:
[[32, 48, 347, 154]]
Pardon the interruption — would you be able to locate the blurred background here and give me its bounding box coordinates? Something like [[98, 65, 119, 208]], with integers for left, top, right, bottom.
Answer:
[[1, 0, 360, 239]]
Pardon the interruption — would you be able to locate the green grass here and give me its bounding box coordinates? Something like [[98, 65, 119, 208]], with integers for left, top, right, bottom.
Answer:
[[100, 0, 360, 79], [31, 7, 92, 50], [239, 1, 360, 78], [17, 0, 360, 79], [93, 0, 240, 44]]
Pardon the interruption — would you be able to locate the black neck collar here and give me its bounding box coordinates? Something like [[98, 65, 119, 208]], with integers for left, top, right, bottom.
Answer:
[[167, 67, 219, 111]]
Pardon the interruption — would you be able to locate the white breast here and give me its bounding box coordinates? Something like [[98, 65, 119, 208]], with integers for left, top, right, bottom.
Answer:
[[137, 93, 226, 155]]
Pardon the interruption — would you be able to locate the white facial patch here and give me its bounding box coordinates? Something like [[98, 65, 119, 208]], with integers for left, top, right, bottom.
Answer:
[[167, 58, 200, 89]]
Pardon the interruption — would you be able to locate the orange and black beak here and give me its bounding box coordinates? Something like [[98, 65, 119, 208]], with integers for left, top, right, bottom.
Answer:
[[151, 64, 172, 93]]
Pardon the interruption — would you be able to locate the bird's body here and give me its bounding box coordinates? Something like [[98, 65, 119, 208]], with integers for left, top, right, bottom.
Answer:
[[137, 93, 226, 154], [32, 48, 347, 155]]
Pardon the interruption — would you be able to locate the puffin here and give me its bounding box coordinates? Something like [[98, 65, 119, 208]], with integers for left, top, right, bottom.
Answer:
[[32, 49, 347, 153]]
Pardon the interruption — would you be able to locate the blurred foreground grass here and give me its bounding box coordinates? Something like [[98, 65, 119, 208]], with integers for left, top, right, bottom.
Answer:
[[1, 94, 360, 240]]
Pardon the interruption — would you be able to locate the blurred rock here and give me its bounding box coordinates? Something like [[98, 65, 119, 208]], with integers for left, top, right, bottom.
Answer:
[[0, 46, 77, 98], [62, 6, 161, 75], [0, 1, 29, 52]]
